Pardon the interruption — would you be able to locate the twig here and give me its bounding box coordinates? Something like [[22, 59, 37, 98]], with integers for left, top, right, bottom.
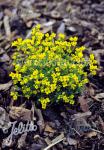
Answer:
[[91, 128, 104, 135], [43, 133, 65, 150], [71, 128, 81, 136]]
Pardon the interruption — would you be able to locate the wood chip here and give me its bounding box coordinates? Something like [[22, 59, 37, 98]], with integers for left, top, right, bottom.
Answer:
[[67, 137, 78, 145], [86, 131, 97, 138], [9, 106, 33, 121], [17, 132, 27, 149], [79, 96, 89, 112], [0, 107, 11, 132], [0, 81, 12, 91], [95, 93, 104, 99], [44, 124, 56, 133], [99, 116, 104, 131], [44, 133, 65, 150], [73, 111, 92, 120], [3, 15, 11, 40], [33, 102, 45, 133]]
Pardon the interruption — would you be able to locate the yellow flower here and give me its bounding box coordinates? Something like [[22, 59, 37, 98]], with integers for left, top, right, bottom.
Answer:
[[63, 95, 69, 103], [78, 52, 83, 58], [69, 37, 74, 41], [39, 98, 50, 109], [50, 84, 56, 92], [71, 42, 77, 47], [91, 71, 97, 75], [71, 84, 76, 90], [53, 77, 57, 83], [40, 73, 44, 78], [72, 74, 78, 83], [23, 78, 28, 84], [12, 41, 18, 47], [31, 55, 36, 59], [34, 85, 39, 89], [70, 100, 75, 105], [39, 53, 45, 59], [55, 67, 60, 72], [90, 54, 94, 60], [58, 33, 65, 39], [82, 78, 89, 84], [62, 82, 67, 87], [90, 65, 97, 70], [45, 33, 49, 38], [35, 80, 40, 85], [33, 90, 37, 94], [45, 88, 51, 94], [79, 82, 83, 87], [15, 64, 21, 71], [33, 70, 38, 76], [80, 46, 85, 51], [70, 64, 76, 69], [36, 24, 41, 29], [10, 91, 18, 100]]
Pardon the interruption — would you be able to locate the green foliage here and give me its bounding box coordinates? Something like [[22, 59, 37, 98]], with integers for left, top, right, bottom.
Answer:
[[10, 24, 98, 109]]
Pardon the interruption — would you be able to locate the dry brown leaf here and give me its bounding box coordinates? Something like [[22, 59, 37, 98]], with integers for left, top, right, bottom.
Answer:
[[86, 131, 97, 138], [0, 81, 12, 91], [0, 0, 17, 6], [9, 106, 33, 121], [87, 85, 95, 96], [99, 116, 104, 131], [73, 111, 91, 120], [45, 124, 56, 133], [79, 96, 89, 112], [95, 93, 104, 99]]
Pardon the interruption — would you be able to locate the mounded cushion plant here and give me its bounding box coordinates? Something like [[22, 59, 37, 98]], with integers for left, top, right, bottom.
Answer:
[[10, 24, 98, 109]]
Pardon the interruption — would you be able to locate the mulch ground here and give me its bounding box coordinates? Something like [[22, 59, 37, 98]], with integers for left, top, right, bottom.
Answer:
[[0, 0, 104, 149]]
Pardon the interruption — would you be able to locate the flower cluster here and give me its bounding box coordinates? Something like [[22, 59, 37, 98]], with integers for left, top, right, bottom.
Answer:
[[10, 24, 98, 109]]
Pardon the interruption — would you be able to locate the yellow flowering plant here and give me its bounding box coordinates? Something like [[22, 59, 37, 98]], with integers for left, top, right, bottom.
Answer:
[[10, 24, 98, 109]]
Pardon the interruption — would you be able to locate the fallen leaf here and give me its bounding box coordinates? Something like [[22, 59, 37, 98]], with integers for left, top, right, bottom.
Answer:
[[0, 53, 10, 62], [79, 96, 89, 112], [86, 131, 97, 138], [0, 81, 12, 91], [67, 137, 78, 145], [9, 106, 33, 121], [44, 124, 56, 133], [95, 93, 104, 99], [17, 132, 27, 149], [99, 116, 104, 131], [73, 111, 92, 120], [87, 84, 95, 96], [0, 107, 11, 132]]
